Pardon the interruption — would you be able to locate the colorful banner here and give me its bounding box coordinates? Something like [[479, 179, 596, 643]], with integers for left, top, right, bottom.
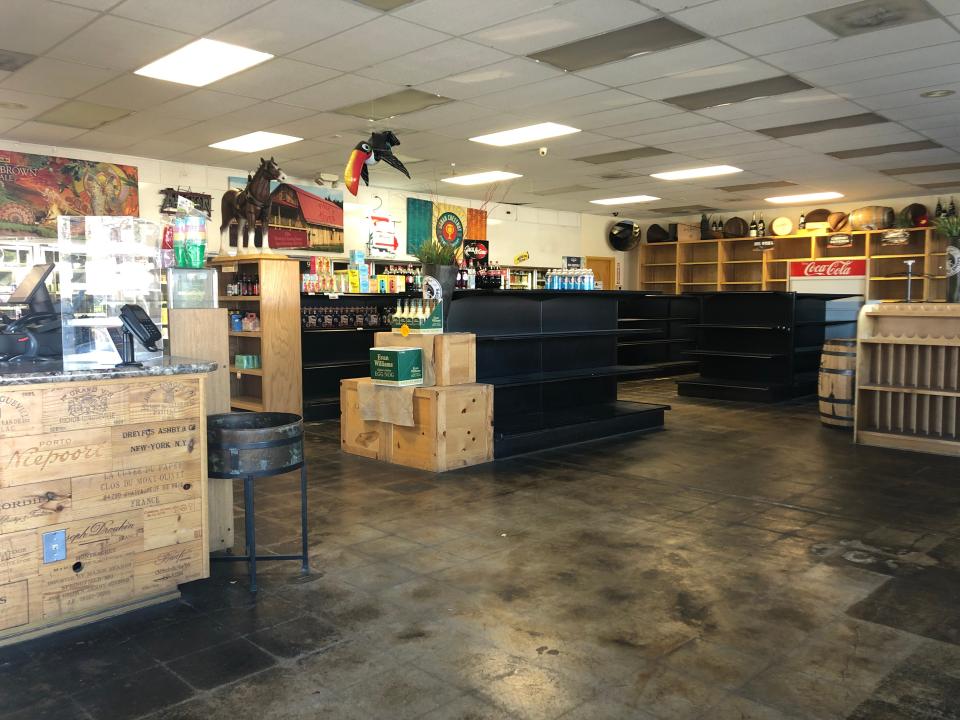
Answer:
[[406, 198, 486, 255], [0, 149, 138, 238]]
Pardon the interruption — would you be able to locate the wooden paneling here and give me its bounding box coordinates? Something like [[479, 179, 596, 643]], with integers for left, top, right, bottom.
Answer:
[[0, 373, 209, 646], [260, 258, 302, 415]]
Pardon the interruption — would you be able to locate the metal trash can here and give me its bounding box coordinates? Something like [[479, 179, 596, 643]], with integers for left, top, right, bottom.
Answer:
[[207, 412, 308, 592]]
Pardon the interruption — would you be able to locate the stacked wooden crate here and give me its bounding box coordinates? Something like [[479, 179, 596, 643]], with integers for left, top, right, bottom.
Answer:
[[855, 303, 960, 456], [340, 333, 493, 471]]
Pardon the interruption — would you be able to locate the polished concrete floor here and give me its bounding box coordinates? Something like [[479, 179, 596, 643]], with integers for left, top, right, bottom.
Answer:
[[2, 379, 960, 720]]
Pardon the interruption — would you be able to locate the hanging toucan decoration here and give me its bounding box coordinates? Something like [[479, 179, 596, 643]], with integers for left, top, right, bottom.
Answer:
[[343, 130, 410, 196]]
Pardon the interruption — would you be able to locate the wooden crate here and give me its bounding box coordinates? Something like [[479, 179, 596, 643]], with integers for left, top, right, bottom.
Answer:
[[372, 332, 476, 386], [340, 378, 493, 472]]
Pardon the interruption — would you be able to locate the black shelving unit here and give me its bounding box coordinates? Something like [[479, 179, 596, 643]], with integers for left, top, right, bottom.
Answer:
[[448, 290, 670, 457], [676, 291, 857, 402], [616, 294, 701, 379]]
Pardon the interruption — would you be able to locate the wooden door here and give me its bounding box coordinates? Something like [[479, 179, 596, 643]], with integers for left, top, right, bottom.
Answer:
[[586, 256, 615, 290]]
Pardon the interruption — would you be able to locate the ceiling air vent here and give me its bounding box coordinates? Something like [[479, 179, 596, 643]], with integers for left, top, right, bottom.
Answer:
[[809, 0, 938, 37]]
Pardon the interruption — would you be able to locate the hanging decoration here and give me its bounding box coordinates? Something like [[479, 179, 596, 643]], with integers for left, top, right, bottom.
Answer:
[[160, 187, 212, 217], [343, 130, 410, 197]]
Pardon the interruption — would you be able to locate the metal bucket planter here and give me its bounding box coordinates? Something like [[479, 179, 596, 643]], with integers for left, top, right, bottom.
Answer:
[[207, 412, 307, 592]]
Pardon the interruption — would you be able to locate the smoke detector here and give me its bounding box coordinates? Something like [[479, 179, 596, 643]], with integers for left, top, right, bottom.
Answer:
[[809, 0, 938, 37]]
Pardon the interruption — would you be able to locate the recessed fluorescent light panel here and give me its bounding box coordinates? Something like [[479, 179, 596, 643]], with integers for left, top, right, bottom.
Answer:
[[664, 76, 811, 111], [135, 38, 273, 87], [528, 18, 703, 71], [470, 122, 580, 147], [765, 191, 844, 204], [757, 112, 886, 139], [590, 195, 660, 205], [209, 131, 302, 152], [651, 165, 742, 181], [441, 171, 522, 186]]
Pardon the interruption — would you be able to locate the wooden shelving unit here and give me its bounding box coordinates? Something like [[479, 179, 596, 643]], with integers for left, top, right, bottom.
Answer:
[[209, 255, 302, 416], [640, 227, 944, 301], [855, 303, 960, 456]]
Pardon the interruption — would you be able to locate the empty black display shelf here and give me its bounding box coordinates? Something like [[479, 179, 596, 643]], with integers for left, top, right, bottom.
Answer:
[[616, 294, 701, 378], [448, 290, 670, 457], [677, 291, 858, 402]]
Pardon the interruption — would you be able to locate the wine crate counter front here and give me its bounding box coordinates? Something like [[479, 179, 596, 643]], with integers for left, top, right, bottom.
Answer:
[[0, 357, 216, 646]]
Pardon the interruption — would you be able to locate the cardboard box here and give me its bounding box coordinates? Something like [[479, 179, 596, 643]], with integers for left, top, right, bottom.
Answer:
[[373, 332, 476, 387], [370, 347, 424, 387], [391, 300, 443, 335]]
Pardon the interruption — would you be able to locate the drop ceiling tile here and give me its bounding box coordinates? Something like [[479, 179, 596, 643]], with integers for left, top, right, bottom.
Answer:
[[731, 102, 879, 131], [762, 19, 960, 73], [415, 58, 561, 100], [160, 118, 259, 146], [35, 100, 130, 128], [395, 0, 559, 34], [49, 16, 193, 72], [857, 81, 960, 111], [464, 75, 606, 112], [623, 60, 783, 101], [673, 0, 851, 34], [70, 130, 140, 153], [3, 120, 87, 143], [466, 0, 657, 55], [211, 59, 341, 101], [167, 146, 244, 165], [0, 57, 119, 99], [697, 89, 850, 121], [383, 101, 500, 131], [0, 118, 21, 134], [0, 89, 66, 121], [210, 0, 379, 54], [900, 112, 960, 131], [628, 123, 745, 147], [151, 90, 259, 121], [598, 112, 712, 140], [515, 89, 641, 121], [720, 17, 836, 56], [357, 39, 510, 86], [268, 113, 375, 140], [290, 16, 450, 72], [125, 137, 196, 158], [848, 148, 960, 169], [565, 101, 680, 130], [797, 42, 960, 87], [830, 64, 960, 99], [0, 0, 98, 55], [276, 74, 402, 111], [781, 124, 925, 152], [883, 97, 960, 121], [658, 130, 762, 154], [110, 0, 270, 34], [578, 40, 746, 87], [217, 101, 315, 130], [77, 74, 193, 110], [99, 111, 198, 139]]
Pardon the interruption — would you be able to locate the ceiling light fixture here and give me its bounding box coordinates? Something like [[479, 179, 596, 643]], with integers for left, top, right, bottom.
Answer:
[[590, 195, 660, 205], [470, 122, 581, 147], [441, 171, 522, 186], [922, 89, 955, 98], [209, 131, 302, 152], [765, 191, 844, 204], [135, 38, 273, 87], [651, 165, 742, 181]]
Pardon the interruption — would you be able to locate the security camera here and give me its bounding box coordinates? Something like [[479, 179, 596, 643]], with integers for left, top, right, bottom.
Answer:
[[538, 146, 548, 157]]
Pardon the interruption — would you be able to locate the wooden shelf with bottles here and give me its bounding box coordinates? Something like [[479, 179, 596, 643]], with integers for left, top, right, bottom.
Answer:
[[639, 227, 943, 301], [209, 255, 302, 415]]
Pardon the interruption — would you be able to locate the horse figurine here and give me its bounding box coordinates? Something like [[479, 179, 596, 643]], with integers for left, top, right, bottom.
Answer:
[[219, 156, 284, 256]]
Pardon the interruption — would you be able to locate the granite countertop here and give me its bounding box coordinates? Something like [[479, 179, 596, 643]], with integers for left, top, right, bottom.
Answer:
[[0, 356, 217, 385]]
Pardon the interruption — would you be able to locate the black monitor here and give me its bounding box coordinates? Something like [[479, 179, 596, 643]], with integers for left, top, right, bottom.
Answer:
[[7, 264, 56, 315]]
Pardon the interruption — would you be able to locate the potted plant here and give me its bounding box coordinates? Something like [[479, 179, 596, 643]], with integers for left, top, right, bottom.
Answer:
[[413, 239, 458, 326], [935, 215, 960, 302]]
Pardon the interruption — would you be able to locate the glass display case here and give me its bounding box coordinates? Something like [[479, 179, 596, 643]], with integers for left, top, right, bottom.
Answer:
[[58, 216, 163, 365], [0, 240, 60, 318]]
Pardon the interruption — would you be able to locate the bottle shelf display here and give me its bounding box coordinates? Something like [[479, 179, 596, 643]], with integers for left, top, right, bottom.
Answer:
[[640, 227, 945, 301], [209, 256, 302, 415], [855, 303, 960, 456]]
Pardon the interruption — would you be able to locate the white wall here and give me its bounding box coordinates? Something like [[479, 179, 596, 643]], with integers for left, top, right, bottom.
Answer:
[[0, 139, 633, 287]]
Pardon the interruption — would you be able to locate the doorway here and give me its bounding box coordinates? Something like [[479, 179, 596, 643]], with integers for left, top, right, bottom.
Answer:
[[585, 256, 616, 290]]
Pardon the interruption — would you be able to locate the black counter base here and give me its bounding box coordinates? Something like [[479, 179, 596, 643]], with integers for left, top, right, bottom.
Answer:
[[494, 400, 667, 458]]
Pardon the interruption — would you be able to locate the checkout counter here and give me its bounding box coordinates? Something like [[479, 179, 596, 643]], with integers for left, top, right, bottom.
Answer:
[[0, 264, 217, 645]]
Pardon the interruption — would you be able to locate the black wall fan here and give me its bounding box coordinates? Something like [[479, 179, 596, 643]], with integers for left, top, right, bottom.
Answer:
[[608, 220, 641, 251]]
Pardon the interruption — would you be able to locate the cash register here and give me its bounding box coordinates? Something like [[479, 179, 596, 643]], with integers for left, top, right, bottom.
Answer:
[[0, 263, 63, 361]]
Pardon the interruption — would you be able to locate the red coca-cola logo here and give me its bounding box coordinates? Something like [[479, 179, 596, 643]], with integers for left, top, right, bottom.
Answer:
[[790, 259, 866, 278]]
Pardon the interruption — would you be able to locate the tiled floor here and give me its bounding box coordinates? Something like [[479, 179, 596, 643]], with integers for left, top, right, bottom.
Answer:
[[2, 378, 960, 719]]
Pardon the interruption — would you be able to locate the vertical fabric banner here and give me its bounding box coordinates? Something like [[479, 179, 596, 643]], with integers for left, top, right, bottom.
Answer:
[[406, 197, 433, 255], [466, 208, 487, 241]]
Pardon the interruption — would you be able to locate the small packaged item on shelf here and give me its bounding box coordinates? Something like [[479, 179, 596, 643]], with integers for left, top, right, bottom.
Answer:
[[370, 346, 423, 386], [230, 312, 243, 332], [242, 312, 260, 332]]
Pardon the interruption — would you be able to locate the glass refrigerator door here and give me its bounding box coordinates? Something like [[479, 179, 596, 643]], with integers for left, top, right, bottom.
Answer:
[[58, 216, 163, 366]]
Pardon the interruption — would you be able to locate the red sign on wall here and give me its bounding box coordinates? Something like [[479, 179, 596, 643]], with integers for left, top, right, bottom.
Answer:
[[790, 259, 867, 277]]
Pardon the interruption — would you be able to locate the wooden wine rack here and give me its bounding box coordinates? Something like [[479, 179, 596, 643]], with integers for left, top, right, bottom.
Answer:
[[855, 303, 960, 456]]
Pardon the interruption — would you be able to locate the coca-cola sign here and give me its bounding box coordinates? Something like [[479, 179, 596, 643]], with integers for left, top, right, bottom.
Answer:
[[790, 259, 866, 278]]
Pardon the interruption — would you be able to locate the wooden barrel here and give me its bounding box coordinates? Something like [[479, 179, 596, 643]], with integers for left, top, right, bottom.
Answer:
[[849, 206, 894, 230], [819, 339, 857, 428]]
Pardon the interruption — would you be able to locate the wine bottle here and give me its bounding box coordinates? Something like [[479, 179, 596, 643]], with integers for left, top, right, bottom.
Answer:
[[798, 210, 806, 230], [950, 197, 957, 218], [749, 213, 758, 238], [758, 214, 766, 237], [936, 198, 945, 218]]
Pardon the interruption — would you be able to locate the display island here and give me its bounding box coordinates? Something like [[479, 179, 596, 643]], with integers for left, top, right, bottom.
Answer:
[[446, 290, 677, 457], [0, 357, 216, 646]]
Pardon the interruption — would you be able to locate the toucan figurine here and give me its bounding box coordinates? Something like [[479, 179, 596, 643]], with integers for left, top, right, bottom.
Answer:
[[343, 130, 410, 196]]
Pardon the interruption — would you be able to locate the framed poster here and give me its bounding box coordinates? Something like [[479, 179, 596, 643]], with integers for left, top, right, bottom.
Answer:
[[0, 150, 139, 238]]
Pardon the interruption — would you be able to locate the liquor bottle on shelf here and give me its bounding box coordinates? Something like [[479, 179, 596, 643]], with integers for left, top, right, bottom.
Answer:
[[253, 274, 259, 295], [950, 197, 957, 218], [936, 198, 945, 218], [749, 213, 758, 237], [798, 210, 806, 230], [757, 214, 766, 237]]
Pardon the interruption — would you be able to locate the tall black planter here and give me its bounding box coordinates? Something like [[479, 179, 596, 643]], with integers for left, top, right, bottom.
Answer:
[[948, 236, 960, 303], [422, 263, 457, 327]]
